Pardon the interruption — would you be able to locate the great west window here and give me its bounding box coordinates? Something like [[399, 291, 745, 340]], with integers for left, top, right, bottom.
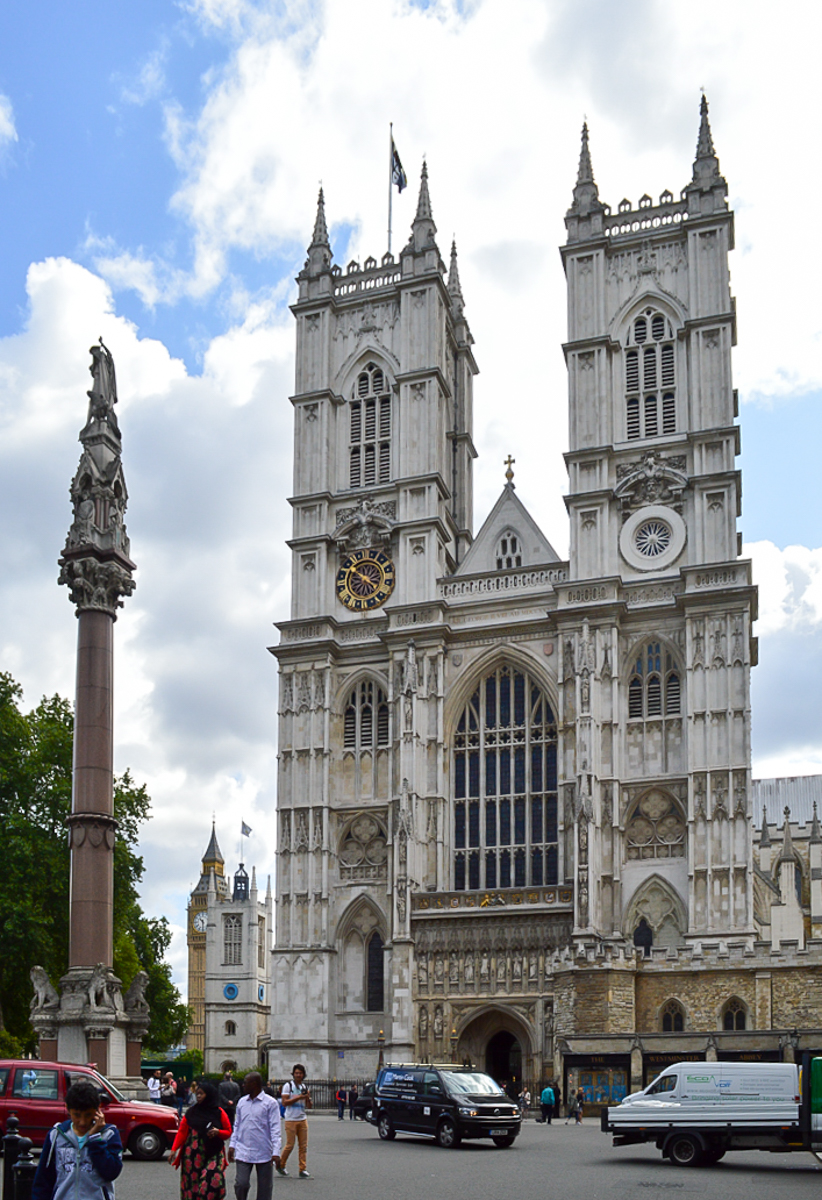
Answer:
[[453, 666, 558, 891]]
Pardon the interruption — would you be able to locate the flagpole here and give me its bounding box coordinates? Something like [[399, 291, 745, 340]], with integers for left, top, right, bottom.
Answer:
[[388, 122, 393, 257]]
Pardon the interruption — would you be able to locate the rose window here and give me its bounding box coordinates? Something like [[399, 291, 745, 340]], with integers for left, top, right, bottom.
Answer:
[[634, 518, 672, 558]]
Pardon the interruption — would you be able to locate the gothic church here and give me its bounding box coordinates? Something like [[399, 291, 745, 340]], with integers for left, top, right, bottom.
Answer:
[[193, 99, 822, 1100]]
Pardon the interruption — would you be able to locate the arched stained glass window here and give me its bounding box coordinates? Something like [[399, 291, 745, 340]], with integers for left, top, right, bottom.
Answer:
[[366, 931, 384, 1012], [453, 665, 558, 891]]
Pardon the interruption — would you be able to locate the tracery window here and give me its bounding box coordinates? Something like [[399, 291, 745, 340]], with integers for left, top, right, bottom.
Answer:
[[343, 680, 390, 751], [452, 665, 558, 891], [223, 915, 242, 966], [661, 999, 685, 1033], [624, 309, 676, 441], [625, 790, 686, 860], [628, 642, 681, 719], [349, 362, 391, 488], [366, 931, 384, 1012], [495, 530, 522, 570], [722, 997, 747, 1031]]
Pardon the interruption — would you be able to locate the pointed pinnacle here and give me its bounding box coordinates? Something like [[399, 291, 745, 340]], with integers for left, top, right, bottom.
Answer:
[[415, 160, 433, 223], [577, 122, 594, 185], [311, 187, 329, 246], [811, 801, 822, 845], [759, 805, 771, 847], [696, 93, 715, 160], [780, 805, 798, 861], [448, 239, 463, 302]]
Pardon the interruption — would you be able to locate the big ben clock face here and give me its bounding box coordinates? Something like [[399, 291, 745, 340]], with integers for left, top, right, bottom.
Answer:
[[193, 912, 207, 933], [336, 548, 395, 611]]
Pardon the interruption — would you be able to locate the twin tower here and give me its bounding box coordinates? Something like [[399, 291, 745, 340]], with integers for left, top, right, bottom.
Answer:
[[228, 98, 758, 1092]]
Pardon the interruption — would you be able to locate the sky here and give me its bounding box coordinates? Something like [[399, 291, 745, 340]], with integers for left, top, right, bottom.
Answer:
[[2, 0, 822, 999]]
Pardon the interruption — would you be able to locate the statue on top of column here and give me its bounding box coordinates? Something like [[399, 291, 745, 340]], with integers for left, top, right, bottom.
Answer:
[[82, 338, 121, 442]]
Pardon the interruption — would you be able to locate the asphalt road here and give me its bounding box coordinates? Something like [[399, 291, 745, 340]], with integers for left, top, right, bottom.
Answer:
[[114, 1114, 822, 1200]]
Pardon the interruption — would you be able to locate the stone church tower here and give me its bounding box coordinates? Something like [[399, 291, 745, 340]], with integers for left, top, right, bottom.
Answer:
[[269, 99, 761, 1091]]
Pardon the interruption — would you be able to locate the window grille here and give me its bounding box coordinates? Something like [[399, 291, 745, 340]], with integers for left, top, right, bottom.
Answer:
[[625, 310, 676, 440], [349, 363, 391, 488], [495, 530, 523, 570], [453, 666, 558, 891]]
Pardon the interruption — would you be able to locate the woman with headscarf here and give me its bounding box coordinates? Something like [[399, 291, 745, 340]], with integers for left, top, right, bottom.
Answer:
[[169, 1079, 231, 1200]]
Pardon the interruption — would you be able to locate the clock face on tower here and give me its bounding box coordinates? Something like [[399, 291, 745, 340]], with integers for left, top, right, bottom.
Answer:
[[336, 548, 396, 611], [193, 912, 207, 933]]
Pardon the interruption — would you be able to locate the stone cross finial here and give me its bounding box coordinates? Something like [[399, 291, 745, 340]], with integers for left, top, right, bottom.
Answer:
[[504, 455, 515, 484]]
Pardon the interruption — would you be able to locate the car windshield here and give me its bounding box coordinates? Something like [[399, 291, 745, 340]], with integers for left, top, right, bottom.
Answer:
[[438, 1072, 505, 1096], [90, 1070, 126, 1102]]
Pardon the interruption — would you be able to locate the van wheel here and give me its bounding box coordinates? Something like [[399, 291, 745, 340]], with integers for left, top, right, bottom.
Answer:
[[436, 1118, 461, 1148], [377, 1114, 396, 1141], [492, 1135, 515, 1148], [667, 1133, 703, 1167], [703, 1147, 726, 1164], [129, 1127, 165, 1161]]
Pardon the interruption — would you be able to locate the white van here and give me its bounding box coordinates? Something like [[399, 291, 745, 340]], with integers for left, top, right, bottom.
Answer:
[[620, 1061, 799, 1113]]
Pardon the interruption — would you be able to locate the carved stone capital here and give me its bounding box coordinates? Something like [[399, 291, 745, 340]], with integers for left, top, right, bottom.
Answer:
[[58, 551, 135, 617]]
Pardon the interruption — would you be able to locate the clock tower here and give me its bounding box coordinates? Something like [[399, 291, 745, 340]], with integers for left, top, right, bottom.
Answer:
[[269, 167, 477, 1075], [186, 822, 229, 1054]]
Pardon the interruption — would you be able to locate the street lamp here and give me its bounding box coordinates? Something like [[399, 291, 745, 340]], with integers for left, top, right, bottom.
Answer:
[[377, 1029, 385, 1069], [450, 1027, 458, 1063]]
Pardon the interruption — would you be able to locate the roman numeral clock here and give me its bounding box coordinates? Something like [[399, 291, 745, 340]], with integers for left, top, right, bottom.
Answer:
[[335, 547, 396, 611]]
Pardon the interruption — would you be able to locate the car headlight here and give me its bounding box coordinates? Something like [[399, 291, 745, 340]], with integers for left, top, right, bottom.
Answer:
[[458, 1107, 478, 1117]]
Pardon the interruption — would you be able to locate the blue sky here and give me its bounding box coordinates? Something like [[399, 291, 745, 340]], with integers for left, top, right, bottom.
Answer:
[[2, 0, 822, 994]]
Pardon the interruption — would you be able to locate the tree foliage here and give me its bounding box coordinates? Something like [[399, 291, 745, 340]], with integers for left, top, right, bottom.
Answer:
[[0, 672, 189, 1052]]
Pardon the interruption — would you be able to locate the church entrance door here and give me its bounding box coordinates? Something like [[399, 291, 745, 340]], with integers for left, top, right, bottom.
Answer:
[[485, 1030, 521, 1092]]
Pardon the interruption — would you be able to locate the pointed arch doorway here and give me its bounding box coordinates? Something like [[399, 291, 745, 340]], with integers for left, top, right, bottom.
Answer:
[[485, 1030, 521, 1087]]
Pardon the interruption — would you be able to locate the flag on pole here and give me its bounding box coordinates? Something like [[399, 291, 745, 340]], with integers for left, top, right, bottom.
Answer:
[[391, 139, 407, 192], [241, 821, 252, 837]]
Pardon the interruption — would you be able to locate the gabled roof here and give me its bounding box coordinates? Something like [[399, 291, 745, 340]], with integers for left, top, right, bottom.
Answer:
[[455, 483, 560, 576]]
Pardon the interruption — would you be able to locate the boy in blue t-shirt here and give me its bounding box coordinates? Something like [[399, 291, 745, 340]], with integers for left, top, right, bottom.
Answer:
[[33, 1078, 123, 1200]]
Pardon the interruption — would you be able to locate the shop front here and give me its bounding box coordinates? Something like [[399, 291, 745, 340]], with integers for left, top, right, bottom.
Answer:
[[717, 1049, 782, 1063], [563, 1053, 631, 1115]]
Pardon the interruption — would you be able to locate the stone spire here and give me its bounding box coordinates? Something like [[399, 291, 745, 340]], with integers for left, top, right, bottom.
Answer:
[[759, 805, 771, 847], [568, 123, 603, 217], [304, 187, 332, 276], [684, 93, 727, 213], [811, 802, 822, 845], [448, 239, 464, 314], [202, 820, 224, 868], [407, 160, 438, 254], [777, 806, 799, 863]]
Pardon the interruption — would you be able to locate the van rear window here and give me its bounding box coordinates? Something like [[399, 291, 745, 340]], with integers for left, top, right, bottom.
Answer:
[[0, 1069, 8, 1094]]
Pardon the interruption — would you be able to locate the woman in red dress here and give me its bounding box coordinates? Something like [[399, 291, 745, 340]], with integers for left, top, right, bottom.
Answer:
[[169, 1080, 231, 1200]]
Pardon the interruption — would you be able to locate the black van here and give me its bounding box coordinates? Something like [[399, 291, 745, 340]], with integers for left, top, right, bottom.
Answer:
[[373, 1064, 521, 1148]]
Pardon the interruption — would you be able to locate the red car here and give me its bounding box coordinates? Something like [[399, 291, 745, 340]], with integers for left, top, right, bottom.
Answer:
[[0, 1060, 178, 1159]]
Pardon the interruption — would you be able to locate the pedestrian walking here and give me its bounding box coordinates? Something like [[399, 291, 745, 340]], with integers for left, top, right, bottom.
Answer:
[[565, 1089, 576, 1125], [519, 1087, 531, 1120], [229, 1072, 282, 1200], [575, 1086, 584, 1124], [33, 1077, 123, 1200], [539, 1082, 554, 1124], [335, 1085, 347, 1120], [161, 1073, 178, 1108], [147, 1069, 161, 1103], [348, 1086, 359, 1120], [219, 1070, 242, 1128], [277, 1064, 312, 1179], [169, 1080, 232, 1200]]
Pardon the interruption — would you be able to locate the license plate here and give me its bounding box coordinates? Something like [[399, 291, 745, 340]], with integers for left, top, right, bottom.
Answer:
[[489, 1128, 508, 1136]]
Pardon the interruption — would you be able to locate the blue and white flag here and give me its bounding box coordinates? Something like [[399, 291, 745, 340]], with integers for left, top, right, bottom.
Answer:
[[392, 140, 407, 192], [241, 821, 252, 837]]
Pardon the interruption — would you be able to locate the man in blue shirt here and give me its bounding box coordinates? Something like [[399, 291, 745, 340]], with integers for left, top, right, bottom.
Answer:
[[540, 1082, 555, 1124], [228, 1073, 282, 1200]]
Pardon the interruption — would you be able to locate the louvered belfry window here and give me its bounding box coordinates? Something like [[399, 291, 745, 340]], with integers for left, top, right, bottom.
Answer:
[[343, 680, 390, 751], [627, 641, 681, 719], [350, 362, 391, 488], [625, 310, 676, 440]]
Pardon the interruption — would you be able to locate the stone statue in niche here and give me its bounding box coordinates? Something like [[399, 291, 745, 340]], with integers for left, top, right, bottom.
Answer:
[[480, 950, 490, 982], [529, 952, 538, 981], [418, 956, 428, 990], [433, 1006, 444, 1039], [449, 950, 459, 984], [512, 955, 522, 983], [464, 953, 474, 985], [419, 1006, 428, 1038], [434, 953, 444, 983], [496, 955, 506, 983]]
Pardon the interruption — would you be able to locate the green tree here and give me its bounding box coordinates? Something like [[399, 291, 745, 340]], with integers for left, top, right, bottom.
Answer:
[[0, 671, 189, 1052]]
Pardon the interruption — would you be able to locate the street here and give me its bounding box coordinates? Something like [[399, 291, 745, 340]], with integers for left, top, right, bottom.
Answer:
[[114, 1114, 822, 1200]]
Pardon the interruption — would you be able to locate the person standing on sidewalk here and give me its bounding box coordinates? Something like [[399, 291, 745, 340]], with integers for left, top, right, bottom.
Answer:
[[277, 1065, 312, 1179], [228, 1072, 282, 1200], [335, 1086, 346, 1120], [539, 1082, 554, 1124], [219, 1070, 242, 1128]]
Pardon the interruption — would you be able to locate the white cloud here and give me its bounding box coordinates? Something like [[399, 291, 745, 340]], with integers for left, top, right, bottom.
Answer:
[[0, 93, 17, 150], [747, 541, 822, 638], [119, 45, 169, 106]]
